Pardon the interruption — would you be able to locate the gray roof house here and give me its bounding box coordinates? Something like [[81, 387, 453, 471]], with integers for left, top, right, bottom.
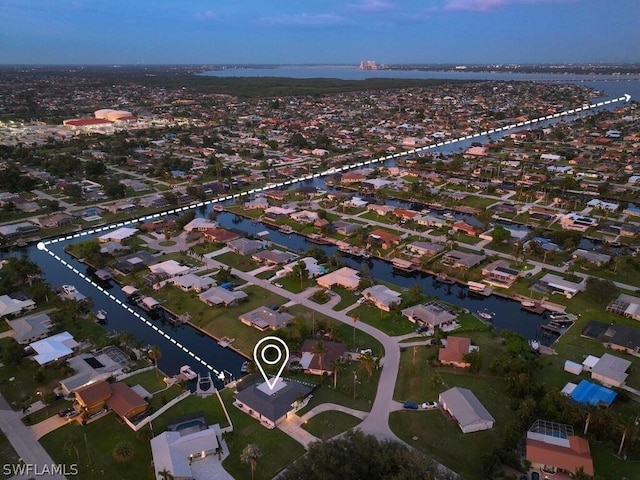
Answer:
[[439, 387, 495, 434], [401, 302, 456, 328], [227, 238, 264, 256], [441, 250, 486, 269], [198, 286, 248, 307], [590, 353, 632, 388], [239, 306, 294, 331], [361, 285, 402, 312], [234, 377, 312, 429], [8, 313, 52, 344], [171, 273, 216, 293]]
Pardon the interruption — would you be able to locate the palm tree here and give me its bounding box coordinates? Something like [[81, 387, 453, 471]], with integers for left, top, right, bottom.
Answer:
[[358, 352, 376, 381], [112, 440, 135, 463], [617, 414, 639, 456], [312, 339, 327, 372], [570, 466, 592, 480], [157, 468, 175, 480], [240, 443, 262, 480], [148, 345, 161, 377], [331, 358, 343, 389], [63, 434, 82, 462]]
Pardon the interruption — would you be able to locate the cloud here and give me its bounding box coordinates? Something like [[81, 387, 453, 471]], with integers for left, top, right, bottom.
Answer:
[[347, 0, 397, 14], [195, 10, 216, 20], [444, 0, 575, 12], [258, 13, 351, 28]]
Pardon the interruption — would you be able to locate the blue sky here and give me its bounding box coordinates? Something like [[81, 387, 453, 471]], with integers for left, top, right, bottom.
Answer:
[[1, 0, 638, 65]]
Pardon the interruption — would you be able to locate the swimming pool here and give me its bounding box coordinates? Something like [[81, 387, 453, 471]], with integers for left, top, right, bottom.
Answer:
[[175, 419, 206, 432]]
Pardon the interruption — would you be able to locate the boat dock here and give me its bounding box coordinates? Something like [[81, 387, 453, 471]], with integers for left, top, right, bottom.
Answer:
[[218, 336, 235, 348]]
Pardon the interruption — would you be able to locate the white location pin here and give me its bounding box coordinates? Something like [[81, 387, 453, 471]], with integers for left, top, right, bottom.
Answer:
[[253, 336, 290, 391]]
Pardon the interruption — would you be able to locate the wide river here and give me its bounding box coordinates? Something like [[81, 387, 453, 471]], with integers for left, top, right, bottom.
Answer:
[[9, 67, 640, 380]]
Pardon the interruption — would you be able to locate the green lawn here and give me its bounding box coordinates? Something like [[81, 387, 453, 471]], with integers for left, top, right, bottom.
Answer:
[[39, 414, 154, 480], [391, 334, 514, 480], [0, 430, 20, 480], [301, 410, 361, 440], [23, 398, 74, 426], [123, 369, 168, 394], [185, 285, 287, 356], [331, 286, 359, 311], [219, 389, 305, 480], [349, 304, 416, 336], [214, 251, 262, 272], [150, 392, 230, 432]]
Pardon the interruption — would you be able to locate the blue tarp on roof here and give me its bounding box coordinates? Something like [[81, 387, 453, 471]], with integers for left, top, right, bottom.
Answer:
[[570, 380, 617, 406]]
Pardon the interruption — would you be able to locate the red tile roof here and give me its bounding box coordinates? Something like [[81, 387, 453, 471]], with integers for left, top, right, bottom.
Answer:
[[526, 436, 594, 476], [439, 336, 471, 364]]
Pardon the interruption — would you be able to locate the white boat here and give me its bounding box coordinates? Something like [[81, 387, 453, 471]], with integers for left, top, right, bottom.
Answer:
[[95, 310, 107, 323], [521, 300, 535, 308], [240, 361, 249, 374], [180, 365, 197, 380], [62, 285, 78, 295], [477, 309, 495, 320]]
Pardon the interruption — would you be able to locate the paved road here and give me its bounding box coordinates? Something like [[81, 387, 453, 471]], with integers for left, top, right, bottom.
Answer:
[[195, 250, 406, 443], [0, 394, 66, 480]]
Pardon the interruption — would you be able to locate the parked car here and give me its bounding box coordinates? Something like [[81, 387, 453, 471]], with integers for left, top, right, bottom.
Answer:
[[58, 407, 74, 417], [421, 401, 438, 410], [403, 402, 420, 410], [357, 297, 366, 304], [360, 348, 372, 355]]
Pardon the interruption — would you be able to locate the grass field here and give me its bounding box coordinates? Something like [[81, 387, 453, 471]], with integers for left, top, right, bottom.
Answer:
[[301, 410, 362, 440], [40, 414, 154, 480], [214, 251, 261, 272], [348, 304, 416, 336]]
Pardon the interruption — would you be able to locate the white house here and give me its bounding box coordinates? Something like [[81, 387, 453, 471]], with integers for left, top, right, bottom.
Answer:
[[438, 387, 495, 433]]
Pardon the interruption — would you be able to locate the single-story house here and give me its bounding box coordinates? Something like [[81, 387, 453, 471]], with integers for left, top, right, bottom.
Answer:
[[149, 260, 190, 277], [234, 377, 312, 429], [332, 221, 361, 236], [439, 387, 495, 434], [227, 238, 264, 256], [538, 273, 584, 298], [401, 302, 456, 329], [0, 293, 36, 319], [282, 257, 326, 278], [150, 424, 225, 480], [183, 217, 218, 232], [606, 293, 640, 321], [361, 285, 402, 312], [290, 210, 319, 224], [35, 212, 74, 228], [7, 313, 53, 344], [441, 250, 486, 269], [29, 331, 79, 365], [199, 287, 248, 307], [252, 250, 297, 266], [171, 273, 216, 293], [526, 419, 594, 476], [439, 336, 477, 368], [572, 249, 611, 266], [299, 340, 347, 376], [98, 227, 138, 243], [203, 228, 240, 243], [368, 229, 401, 249], [316, 267, 361, 290], [589, 353, 631, 388], [406, 242, 445, 258], [565, 380, 617, 407], [239, 306, 293, 331]]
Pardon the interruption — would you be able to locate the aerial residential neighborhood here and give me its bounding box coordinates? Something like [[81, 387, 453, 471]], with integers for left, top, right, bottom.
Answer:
[[0, 62, 639, 480]]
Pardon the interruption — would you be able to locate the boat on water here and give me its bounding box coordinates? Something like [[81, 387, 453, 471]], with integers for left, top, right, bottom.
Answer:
[[95, 310, 108, 323], [436, 273, 456, 285], [240, 361, 250, 374], [477, 309, 495, 320], [443, 212, 455, 219], [62, 285, 79, 295], [180, 365, 197, 380], [521, 300, 536, 308]]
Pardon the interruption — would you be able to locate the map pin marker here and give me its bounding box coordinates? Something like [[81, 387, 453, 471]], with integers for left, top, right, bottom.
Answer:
[[253, 336, 289, 391]]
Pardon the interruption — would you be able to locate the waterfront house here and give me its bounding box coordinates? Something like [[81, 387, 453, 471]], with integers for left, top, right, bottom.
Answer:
[[183, 217, 218, 232], [441, 250, 486, 269], [252, 249, 297, 266], [198, 287, 247, 307], [538, 273, 584, 298], [401, 302, 456, 329], [234, 377, 312, 429], [171, 274, 216, 293], [98, 227, 137, 243], [316, 267, 361, 290], [406, 241, 445, 258], [439, 387, 495, 433], [361, 285, 402, 312], [35, 212, 74, 228], [368, 229, 401, 249], [481, 260, 519, 288], [227, 238, 264, 256], [203, 228, 240, 243], [332, 220, 361, 236]]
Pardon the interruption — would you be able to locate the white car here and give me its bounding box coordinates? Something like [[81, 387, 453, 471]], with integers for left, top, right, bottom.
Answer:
[[360, 348, 372, 355], [357, 297, 366, 304], [421, 401, 438, 410]]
